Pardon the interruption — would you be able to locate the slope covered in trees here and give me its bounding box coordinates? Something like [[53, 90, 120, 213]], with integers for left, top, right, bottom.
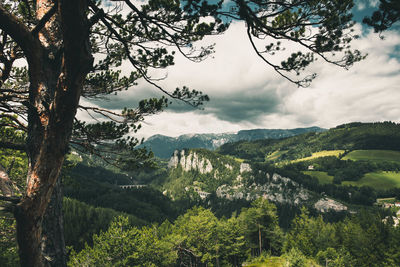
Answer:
[[68, 200, 400, 267], [218, 122, 400, 162]]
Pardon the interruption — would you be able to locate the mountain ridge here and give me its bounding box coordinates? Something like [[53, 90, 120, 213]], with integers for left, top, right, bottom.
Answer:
[[140, 126, 326, 158]]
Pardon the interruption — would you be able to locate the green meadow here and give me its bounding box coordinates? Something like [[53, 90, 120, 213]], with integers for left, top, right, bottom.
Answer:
[[343, 150, 400, 163], [245, 257, 286, 267], [343, 171, 400, 190], [304, 170, 400, 191], [266, 150, 289, 161], [303, 171, 334, 185]]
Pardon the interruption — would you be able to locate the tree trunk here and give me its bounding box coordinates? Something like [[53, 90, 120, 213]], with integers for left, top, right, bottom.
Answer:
[[42, 178, 67, 266], [12, 1, 93, 266]]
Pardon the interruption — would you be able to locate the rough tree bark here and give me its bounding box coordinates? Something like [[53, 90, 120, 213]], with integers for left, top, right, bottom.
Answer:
[[0, 1, 93, 266], [42, 178, 67, 266]]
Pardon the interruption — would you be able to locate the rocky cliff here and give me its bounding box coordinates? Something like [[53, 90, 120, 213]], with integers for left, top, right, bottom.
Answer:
[[164, 149, 348, 213]]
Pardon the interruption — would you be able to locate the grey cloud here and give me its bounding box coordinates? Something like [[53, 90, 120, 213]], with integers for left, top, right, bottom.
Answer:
[[198, 89, 281, 123], [87, 83, 283, 124]]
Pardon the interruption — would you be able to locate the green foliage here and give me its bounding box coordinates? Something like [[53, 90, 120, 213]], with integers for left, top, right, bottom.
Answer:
[[316, 248, 355, 267], [0, 117, 27, 189], [303, 171, 334, 185], [285, 208, 400, 267], [63, 197, 145, 251], [67, 197, 400, 267], [70, 199, 281, 267], [284, 248, 308, 267], [246, 254, 287, 267], [68, 216, 176, 267], [238, 198, 283, 256], [170, 206, 223, 265], [342, 171, 400, 190], [64, 164, 180, 223], [0, 215, 19, 266], [343, 150, 400, 163], [363, 0, 400, 33], [285, 208, 336, 257]]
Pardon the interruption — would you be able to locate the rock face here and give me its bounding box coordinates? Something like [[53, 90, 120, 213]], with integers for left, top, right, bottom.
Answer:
[[314, 198, 347, 212], [240, 163, 252, 173], [216, 173, 311, 204], [167, 149, 343, 213], [168, 150, 213, 174]]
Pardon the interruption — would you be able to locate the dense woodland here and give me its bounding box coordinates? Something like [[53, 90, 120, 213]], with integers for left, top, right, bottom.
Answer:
[[3, 122, 400, 266]]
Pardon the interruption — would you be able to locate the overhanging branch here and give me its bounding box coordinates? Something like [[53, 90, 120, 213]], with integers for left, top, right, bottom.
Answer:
[[0, 4, 38, 60]]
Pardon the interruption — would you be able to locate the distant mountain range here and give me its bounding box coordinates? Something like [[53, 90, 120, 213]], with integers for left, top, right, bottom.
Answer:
[[140, 127, 325, 158]]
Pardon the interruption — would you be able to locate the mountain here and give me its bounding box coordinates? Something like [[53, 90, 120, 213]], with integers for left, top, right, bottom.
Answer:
[[140, 126, 325, 158], [157, 122, 400, 213], [161, 148, 350, 223], [164, 148, 316, 205]]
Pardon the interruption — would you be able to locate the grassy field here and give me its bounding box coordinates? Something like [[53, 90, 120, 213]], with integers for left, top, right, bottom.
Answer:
[[245, 256, 319, 267], [343, 171, 400, 190], [343, 150, 400, 163], [225, 155, 245, 163], [291, 150, 345, 163], [266, 150, 288, 161], [245, 257, 286, 267], [376, 197, 397, 204], [303, 171, 334, 184]]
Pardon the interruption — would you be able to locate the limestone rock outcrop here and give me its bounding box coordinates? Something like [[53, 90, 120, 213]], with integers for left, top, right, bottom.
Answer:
[[168, 150, 213, 174]]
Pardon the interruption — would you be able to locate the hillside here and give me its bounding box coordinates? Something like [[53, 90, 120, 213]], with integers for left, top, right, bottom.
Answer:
[[218, 122, 400, 162], [140, 127, 325, 158], [48, 121, 400, 267], [161, 149, 351, 218]]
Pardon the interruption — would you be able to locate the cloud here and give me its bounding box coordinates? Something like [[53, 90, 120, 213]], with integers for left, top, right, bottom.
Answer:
[[80, 20, 400, 139], [282, 28, 400, 128], [355, 0, 380, 10]]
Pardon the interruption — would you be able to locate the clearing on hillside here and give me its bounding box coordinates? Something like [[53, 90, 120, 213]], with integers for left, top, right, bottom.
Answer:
[[303, 171, 334, 185], [291, 150, 345, 163], [266, 150, 289, 161], [343, 171, 400, 190], [343, 150, 400, 163]]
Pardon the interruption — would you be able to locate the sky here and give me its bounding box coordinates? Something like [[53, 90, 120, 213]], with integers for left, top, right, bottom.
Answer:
[[79, 0, 400, 139]]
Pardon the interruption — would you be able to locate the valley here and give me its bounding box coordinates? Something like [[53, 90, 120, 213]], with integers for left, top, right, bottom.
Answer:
[[58, 122, 400, 266], [3, 122, 400, 266], [63, 122, 400, 266]]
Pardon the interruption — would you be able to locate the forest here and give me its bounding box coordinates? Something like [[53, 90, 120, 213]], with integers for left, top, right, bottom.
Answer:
[[3, 122, 400, 266]]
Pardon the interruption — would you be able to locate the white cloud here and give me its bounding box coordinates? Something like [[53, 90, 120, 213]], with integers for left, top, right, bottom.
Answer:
[[357, 2, 366, 11], [355, 0, 379, 10], [83, 20, 400, 139]]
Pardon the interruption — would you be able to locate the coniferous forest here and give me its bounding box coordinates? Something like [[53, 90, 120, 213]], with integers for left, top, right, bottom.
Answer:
[[2, 122, 400, 266]]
